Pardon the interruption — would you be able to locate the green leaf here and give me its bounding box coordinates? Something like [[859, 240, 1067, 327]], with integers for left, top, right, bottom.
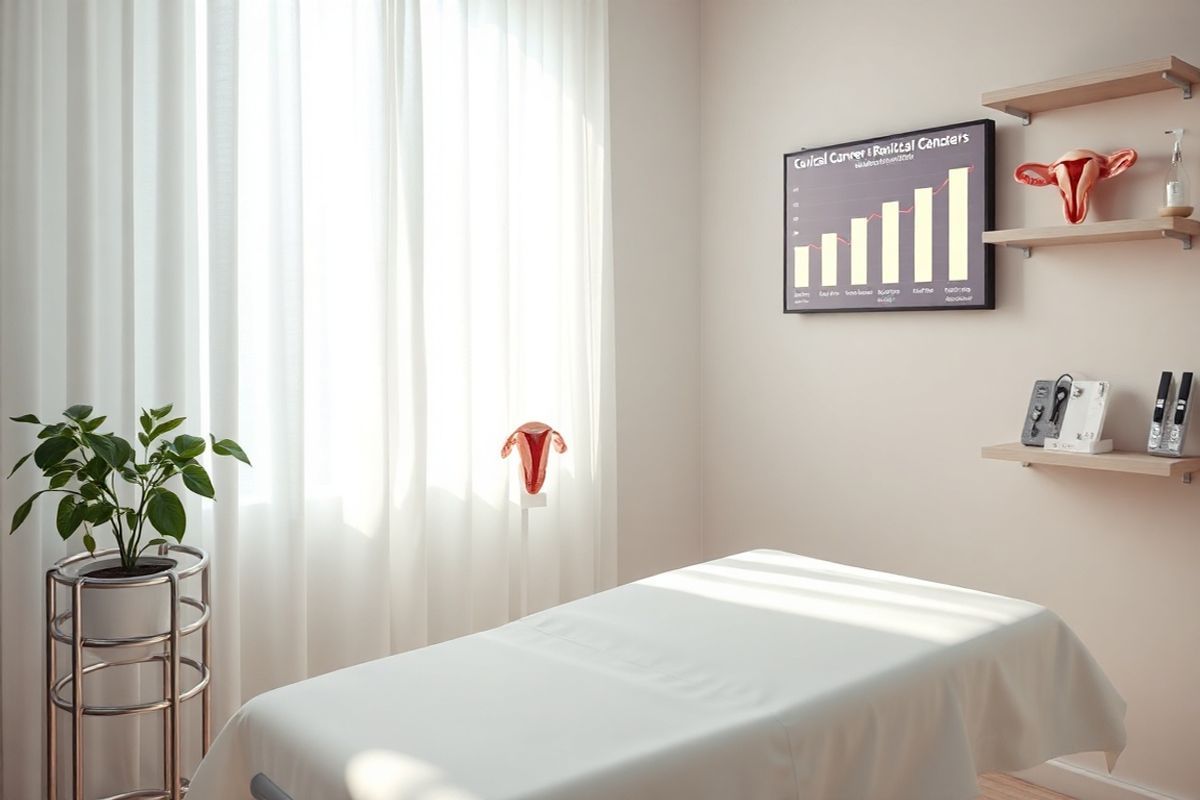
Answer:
[[151, 404, 173, 419], [49, 472, 72, 489], [83, 533, 96, 554], [82, 432, 117, 465], [34, 436, 77, 470], [72, 504, 88, 532], [124, 510, 137, 529], [111, 436, 134, 467], [10, 413, 41, 424], [83, 433, 132, 470], [210, 436, 252, 466], [82, 456, 110, 482], [38, 422, 69, 439], [172, 434, 205, 459], [119, 467, 138, 482], [7, 453, 31, 479], [56, 496, 85, 540], [139, 538, 169, 558], [147, 490, 186, 541], [148, 417, 186, 442], [140, 411, 153, 435], [63, 405, 93, 422], [79, 482, 104, 500], [81, 415, 107, 432], [44, 460, 79, 477], [10, 491, 48, 534], [151, 417, 186, 440], [138, 432, 150, 448], [84, 501, 115, 524], [180, 463, 215, 499]]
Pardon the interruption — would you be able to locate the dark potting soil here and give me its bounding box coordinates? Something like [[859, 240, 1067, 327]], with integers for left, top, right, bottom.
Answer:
[[88, 563, 173, 579]]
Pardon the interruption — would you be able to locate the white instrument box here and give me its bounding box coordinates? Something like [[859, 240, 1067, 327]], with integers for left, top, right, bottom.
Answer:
[[1044, 380, 1112, 454]]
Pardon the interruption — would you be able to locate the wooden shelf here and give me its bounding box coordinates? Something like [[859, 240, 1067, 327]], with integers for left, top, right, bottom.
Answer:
[[982, 56, 1200, 124], [982, 217, 1200, 256], [982, 442, 1200, 483]]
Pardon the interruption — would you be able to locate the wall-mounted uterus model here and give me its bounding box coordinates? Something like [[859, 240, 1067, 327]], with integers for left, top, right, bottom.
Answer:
[[501, 422, 567, 495], [1014, 148, 1137, 224]]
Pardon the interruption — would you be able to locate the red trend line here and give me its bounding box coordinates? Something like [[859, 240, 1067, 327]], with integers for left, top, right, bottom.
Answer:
[[795, 165, 975, 250]]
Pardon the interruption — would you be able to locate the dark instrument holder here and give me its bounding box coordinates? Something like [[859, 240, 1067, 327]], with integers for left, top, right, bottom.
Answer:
[[1021, 379, 1066, 446]]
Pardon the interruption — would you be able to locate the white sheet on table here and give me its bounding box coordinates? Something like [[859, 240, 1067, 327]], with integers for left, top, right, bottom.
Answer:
[[187, 549, 1125, 800]]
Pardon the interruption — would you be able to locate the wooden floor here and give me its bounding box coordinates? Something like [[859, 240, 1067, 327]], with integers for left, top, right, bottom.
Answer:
[[979, 773, 1074, 800]]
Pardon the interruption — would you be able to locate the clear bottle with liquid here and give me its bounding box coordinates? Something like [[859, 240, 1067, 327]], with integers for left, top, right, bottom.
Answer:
[[1161, 128, 1193, 217]]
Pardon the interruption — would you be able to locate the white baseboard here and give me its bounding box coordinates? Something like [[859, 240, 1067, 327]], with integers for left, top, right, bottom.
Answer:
[[1015, 758, 1184, 800]]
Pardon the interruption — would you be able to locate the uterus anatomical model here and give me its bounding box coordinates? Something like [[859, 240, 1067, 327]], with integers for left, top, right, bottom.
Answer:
[[1014, 148, 1137, 224], [501, 422, 567, 495]]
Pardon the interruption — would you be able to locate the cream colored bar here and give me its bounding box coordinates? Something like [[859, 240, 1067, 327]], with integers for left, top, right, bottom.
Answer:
[[881, 201, 899, 284], [821, 233, 838, 286], [850, 218, 868, 285], [913, 187, 932, 283], [793, 246, 809, 289], [948, 167, 969, 281]]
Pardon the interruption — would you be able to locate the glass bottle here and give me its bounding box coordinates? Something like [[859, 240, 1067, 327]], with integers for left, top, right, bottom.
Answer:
[[1161, 128, 1193, 217]]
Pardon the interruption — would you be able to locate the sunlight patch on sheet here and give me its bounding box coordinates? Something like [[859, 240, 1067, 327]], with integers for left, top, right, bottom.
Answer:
[[693, 562, 1034, 624], [726, 550, 1038, 617], [642, 561, 1038, 645], [345, 750, 479, 800]]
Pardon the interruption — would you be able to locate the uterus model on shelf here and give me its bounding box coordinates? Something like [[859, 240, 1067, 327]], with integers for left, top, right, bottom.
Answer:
[[1014, 148, 1138, 224]]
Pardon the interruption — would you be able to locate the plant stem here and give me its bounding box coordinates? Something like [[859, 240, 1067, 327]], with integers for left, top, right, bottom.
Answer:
[[73, 434, 129, 569], [107, 470, 129, 569], [129, 459, 167, 565]]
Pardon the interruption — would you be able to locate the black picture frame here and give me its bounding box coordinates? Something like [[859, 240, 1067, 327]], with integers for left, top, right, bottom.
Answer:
[[777, 118, 993, 311]]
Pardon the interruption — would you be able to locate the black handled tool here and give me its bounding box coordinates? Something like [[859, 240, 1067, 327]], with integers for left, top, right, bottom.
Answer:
[[1154, 371, 1173, 423], [1174, 372, 1193, 425]]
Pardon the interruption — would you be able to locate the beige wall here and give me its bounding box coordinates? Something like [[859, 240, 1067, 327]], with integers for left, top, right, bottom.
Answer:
[[698, 1, 1200, 797], [610, 0, 703, 582]]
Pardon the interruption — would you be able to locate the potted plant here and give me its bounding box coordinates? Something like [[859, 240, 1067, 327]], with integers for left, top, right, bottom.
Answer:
[[7, 404, 250, 646]]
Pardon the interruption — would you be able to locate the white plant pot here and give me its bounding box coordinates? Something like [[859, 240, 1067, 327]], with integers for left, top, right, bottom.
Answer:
[[71, 555, 178, 662]]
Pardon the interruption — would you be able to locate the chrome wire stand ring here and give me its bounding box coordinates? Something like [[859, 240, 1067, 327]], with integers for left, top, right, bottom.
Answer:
[[46, 544, 211, 800]]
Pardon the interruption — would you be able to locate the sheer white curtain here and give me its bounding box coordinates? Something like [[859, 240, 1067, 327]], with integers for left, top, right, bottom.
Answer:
[[0, 0, 614, 795], [1, 3, 205, 795]]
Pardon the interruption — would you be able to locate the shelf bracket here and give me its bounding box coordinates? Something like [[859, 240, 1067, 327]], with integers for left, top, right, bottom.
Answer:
[[1184, 472, 1193, 485], [1005, 244, 1032, 258], [1162, 230, 1192, 250], [1162, 71, 1192, 100], [1000, 105, 1031, 125], [1020, 461, 1031, 468]]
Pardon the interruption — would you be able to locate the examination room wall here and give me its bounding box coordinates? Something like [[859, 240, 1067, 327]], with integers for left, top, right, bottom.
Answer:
[[698, 1, 1200, 798], [610, 0, 704, 582]]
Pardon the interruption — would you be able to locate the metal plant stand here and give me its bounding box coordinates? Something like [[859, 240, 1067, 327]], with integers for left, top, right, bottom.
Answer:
[[46, 544, 211, 800]]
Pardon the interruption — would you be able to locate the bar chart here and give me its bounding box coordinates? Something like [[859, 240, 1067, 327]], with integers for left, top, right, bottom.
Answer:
[[791, 167, 971, 289], [783, 120, 993, 312]]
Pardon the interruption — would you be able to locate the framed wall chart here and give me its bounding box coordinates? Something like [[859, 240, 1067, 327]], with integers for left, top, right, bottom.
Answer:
[[783, 119, 995, 313]]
